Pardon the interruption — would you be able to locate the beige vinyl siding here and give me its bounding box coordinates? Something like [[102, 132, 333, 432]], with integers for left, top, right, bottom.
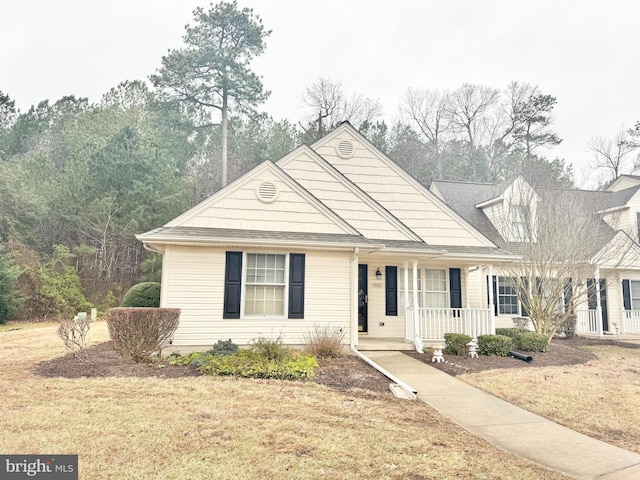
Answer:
[[280, 152, 415, 241], [608, 177, 640, 192], [465, 267, 483, 308], [178, 169, 351, 234], [365, 265, 404, 338], [161, 245, 352, 349], [314, 135, 493, 247]]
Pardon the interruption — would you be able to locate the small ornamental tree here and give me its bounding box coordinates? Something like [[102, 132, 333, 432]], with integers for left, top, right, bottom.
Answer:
[[107, 307, 180, 362], [122, 282, 161, 307]]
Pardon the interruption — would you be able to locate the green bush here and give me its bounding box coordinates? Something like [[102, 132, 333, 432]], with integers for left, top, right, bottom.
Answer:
[[495, 328, 527, 339], [122, 282, 161, 307], [250, 335, 288, 361], [199, 349, 317, 380], [514, 331, 549, 352], [208, 339, 239, 356], [477, 334, 513, 357], [443, 333, 472, 356], [167, 351, 204, 366]]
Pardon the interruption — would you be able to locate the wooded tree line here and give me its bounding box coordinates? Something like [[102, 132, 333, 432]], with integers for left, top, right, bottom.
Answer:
[[0, 1, 636, 320]]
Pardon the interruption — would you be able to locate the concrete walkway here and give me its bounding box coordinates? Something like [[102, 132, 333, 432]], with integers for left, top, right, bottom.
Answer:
[[363, 351, 640, 480]]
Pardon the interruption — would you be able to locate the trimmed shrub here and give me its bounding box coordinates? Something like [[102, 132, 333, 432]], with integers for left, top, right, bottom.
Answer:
[[303, 324, 346, 358], [199, 349, 317, 380], [107, 307, 180, 362], [443, 333, 472, 356], [495, 328, 527, 339], [515, 331, 549, 352], [477, 334, 513, 357], [122, 282, 161, 308]]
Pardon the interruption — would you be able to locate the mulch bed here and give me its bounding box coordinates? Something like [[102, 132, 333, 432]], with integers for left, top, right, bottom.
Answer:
[[33, 341, 392, 394], [33, 336, 640, 393], [407, 336, 640, 376]]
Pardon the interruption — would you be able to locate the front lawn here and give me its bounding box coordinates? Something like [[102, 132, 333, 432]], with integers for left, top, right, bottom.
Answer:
[[0, 322, 568, 479]]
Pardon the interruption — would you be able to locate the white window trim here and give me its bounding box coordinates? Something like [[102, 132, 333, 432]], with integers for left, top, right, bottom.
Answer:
[[630, 280, 640, 311], [241, 252, 290, 319]]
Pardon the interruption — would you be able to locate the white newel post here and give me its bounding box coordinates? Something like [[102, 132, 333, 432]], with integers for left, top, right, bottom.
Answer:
[[413, 260, 419, 340]]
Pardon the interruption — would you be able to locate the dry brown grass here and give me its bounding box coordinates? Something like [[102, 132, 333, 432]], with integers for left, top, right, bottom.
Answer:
[[461, 344, 640, 454], [0, 321, 569, 479]]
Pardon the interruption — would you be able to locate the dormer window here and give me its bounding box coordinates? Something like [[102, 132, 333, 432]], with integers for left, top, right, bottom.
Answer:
[[509, 205, 526, 241]]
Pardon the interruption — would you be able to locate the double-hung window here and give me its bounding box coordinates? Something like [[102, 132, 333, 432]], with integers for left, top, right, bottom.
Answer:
[[223, 252, 305, 319], [245, 254, 285, 315], [398, 268, 448, 309], [630, 280, 640, 310], [497, 276, 519, 315], [509, 205, 526, 241]]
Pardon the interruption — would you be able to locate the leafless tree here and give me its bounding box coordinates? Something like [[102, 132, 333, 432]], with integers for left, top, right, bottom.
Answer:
[[300, 77, 382, 140], [496, 179, 635, 340], [399, 87, 450, 178], [588, 125, 638, 187], [446, 83, 500, 149]]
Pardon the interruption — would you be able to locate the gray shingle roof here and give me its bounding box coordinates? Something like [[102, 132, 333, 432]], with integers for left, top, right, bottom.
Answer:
[[431, 179, 622, 255]]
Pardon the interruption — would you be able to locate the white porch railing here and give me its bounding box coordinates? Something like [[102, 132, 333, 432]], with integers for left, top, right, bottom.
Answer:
[[576, 310, 600, 335], [623, 310, 640, 334], [411, 307, 494, 342]]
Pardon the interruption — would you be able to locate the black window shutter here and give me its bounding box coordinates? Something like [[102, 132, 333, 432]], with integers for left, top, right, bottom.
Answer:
[[492, 275, 498, 316], [449, 268, 462, 309], [385, 266, 398, 316], [223, 251, 242, 319], [563, 278, 573, 313], [520, 277, 530, 317], [288, 254, 305, 319], [622, 279, 631, 311]]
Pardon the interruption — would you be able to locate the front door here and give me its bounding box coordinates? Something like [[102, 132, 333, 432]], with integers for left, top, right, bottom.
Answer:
[[587, 278, 609, 331], [358, 264, 368, 333]]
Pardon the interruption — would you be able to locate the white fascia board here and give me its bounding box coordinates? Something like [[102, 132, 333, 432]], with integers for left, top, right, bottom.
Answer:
[[138, 236, 386, 253]]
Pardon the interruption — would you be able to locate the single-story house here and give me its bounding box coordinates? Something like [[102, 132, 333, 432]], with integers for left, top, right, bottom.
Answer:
[[137, 122, 640, 351]]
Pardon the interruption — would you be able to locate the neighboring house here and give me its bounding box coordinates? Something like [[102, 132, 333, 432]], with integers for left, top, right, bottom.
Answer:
[[431, 175, 640, 336], [137, 123, 516, 351]]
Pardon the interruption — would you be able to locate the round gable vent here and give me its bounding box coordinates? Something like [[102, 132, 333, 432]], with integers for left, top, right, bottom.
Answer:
[[256, 181, 278, 203], [336, 140, 355, 159]]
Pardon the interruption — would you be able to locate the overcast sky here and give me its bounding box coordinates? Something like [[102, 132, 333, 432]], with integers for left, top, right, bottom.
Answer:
[[2, 0, 639, 187]]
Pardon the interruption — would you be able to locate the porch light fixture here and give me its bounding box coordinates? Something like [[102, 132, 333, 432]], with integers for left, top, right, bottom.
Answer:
[[375, 268, 382, 280]]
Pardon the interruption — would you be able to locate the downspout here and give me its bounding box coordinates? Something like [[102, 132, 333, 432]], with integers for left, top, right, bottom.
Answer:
[[350, 248, 359, 348], [351, 345, 418, 399]]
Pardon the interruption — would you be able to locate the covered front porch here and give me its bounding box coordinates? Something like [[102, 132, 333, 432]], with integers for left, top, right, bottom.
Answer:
[[353, 249, 502, 346]]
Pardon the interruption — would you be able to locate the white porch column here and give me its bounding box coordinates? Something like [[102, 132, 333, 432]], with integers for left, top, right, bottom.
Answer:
[[350, 248, 359, 347], [404, 262, 410, 341], [595, 268, 603, 336], [413, 260, 419, 340], [488, 264, 495, 333], [617, 271, 624, 333]]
